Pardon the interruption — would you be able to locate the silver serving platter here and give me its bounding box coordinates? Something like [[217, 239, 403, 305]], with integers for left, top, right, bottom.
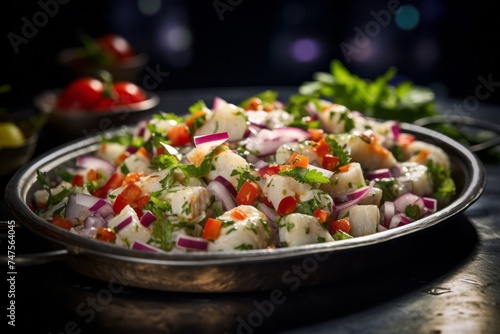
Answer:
[[5, 123, 486, 292]]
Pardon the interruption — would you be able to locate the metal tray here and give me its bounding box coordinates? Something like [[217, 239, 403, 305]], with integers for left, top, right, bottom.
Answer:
[[5, 123, 486, 292]]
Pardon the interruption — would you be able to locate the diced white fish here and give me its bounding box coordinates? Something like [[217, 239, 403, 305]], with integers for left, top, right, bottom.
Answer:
[[358, 187, 383, 206], [279, 213, 333, 247], [96, 142, 127, 164], [321, 162, 366, 198], [107, 205, 152, 248], [335, 133, 397, 170], [275, 142, 321, 166], [208, 205, 271, 251], [195, 102, 248, 141], [403, 140, 450, 169], [206, 150, 251, 189], [120, 154, 156, 175], [397, 162, 433, 197], [337, 205, 379, 237], [158, 186, 211, 222], [317, 104, 367, 134]]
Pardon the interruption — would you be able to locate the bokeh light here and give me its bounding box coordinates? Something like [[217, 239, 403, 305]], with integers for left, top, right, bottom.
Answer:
[[290, 38, 321, 63], [395, 5, 420, 30], [158, 22, 192, 68], [137, 0, 161, 16]]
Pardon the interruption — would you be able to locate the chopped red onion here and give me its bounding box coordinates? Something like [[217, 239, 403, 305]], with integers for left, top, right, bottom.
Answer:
[[254, 160, 270, 171], [382, 201, 395, 228], [131, 241, 164, 253], [334, 183, 373, 207], [367, 168, 392, 180], [194, 132, 229, 149], [393, 193, 421, 213], [423, 197, 437, 213], [84, 215, 107, 229], [115, 216, 133, 232], [304, 102, 319, 120], [76, 155, 115, 178], [389, 214, 414, 229], [391, 122, 400, 139], [214, 175, 237, 197], [176, 235, 209, 251], [140, 211, 156, 228], [245, 127, 311, 157], [257, 202, 279, 226], [207, 179, 236, 211], [212, 96, 227, 111]]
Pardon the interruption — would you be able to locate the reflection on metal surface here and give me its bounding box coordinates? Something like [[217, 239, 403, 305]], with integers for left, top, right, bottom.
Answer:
[[427, 287, 451, 295]]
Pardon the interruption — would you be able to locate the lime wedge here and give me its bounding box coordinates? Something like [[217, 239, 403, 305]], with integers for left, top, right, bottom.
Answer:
[[0, 122, 25, 147]]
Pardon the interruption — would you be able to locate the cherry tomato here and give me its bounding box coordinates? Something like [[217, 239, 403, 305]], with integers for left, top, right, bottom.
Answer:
[[114, 81, 146, 103], [55, 77, 104, 110], [96, 34, 135, 60], [92, 81, 147, 111], [329, 218, 351, 234]]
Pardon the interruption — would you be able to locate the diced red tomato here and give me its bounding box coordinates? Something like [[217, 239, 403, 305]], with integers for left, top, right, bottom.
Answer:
[[72, 174, 84, 187], [329, 218, 351, 234], [236, 180, 260, 205], [168, 125, 191, 146], [155, 146, 166, 156], [123, 172, 144, 185], [115, 152, 130, 165], [245, 97, 263, 111], [258, 164, 281, 178], [277, 196, 297, 216], [322, 154, 339, 170], [289, 153, 309, 168], [112, 194, 129, 214], [313, 208, 329, 224], [136, 147, 151, 161], [202, 218, 223, 241], [308, 128, 324, 142], [397, 133, 415, 147], [87, 169, 99, 182], [92, 173, 125, 198], [51, 216, 73, 230], [231, 208, 248, 220], [121, 183, 142, 201], [337, 164, 351, 173], [134, 194, 150, 210], [95, 227, 116, 243], [310, 138, 330, 157]]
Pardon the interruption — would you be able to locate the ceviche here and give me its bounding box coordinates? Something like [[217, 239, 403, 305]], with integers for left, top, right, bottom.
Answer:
[[34, 91, 456, 252]]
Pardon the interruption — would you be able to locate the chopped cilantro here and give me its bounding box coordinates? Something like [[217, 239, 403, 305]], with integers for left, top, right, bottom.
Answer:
[[332, 231, 353, 241], [278, 167, 330, 185], [404, 204, 421, 219], [374, 178, 400, 202], [426, 160, 456, 207], [324, 136, 351, 166], [230, 166, 260, 191], [239, 90, 278, 109], [235, 243, 254, 250], [189, 100, 207, 114]]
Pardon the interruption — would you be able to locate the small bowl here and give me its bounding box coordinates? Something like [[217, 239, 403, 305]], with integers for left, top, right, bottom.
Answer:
[[58, 48, 148, 82], [0, 112, 39, 175], [33, 90, 160, 139]]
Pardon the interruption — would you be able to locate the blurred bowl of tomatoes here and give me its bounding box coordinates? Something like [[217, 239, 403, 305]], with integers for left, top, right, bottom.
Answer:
[[34, 74, 159, 139], [58, 33, 148, 82]]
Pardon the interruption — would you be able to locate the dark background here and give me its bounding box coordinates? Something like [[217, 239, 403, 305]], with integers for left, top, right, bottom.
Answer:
[[1, 0, 500, 109]]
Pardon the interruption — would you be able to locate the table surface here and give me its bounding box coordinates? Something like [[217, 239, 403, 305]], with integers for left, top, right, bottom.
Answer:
[[1, 88, 499, 334]]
